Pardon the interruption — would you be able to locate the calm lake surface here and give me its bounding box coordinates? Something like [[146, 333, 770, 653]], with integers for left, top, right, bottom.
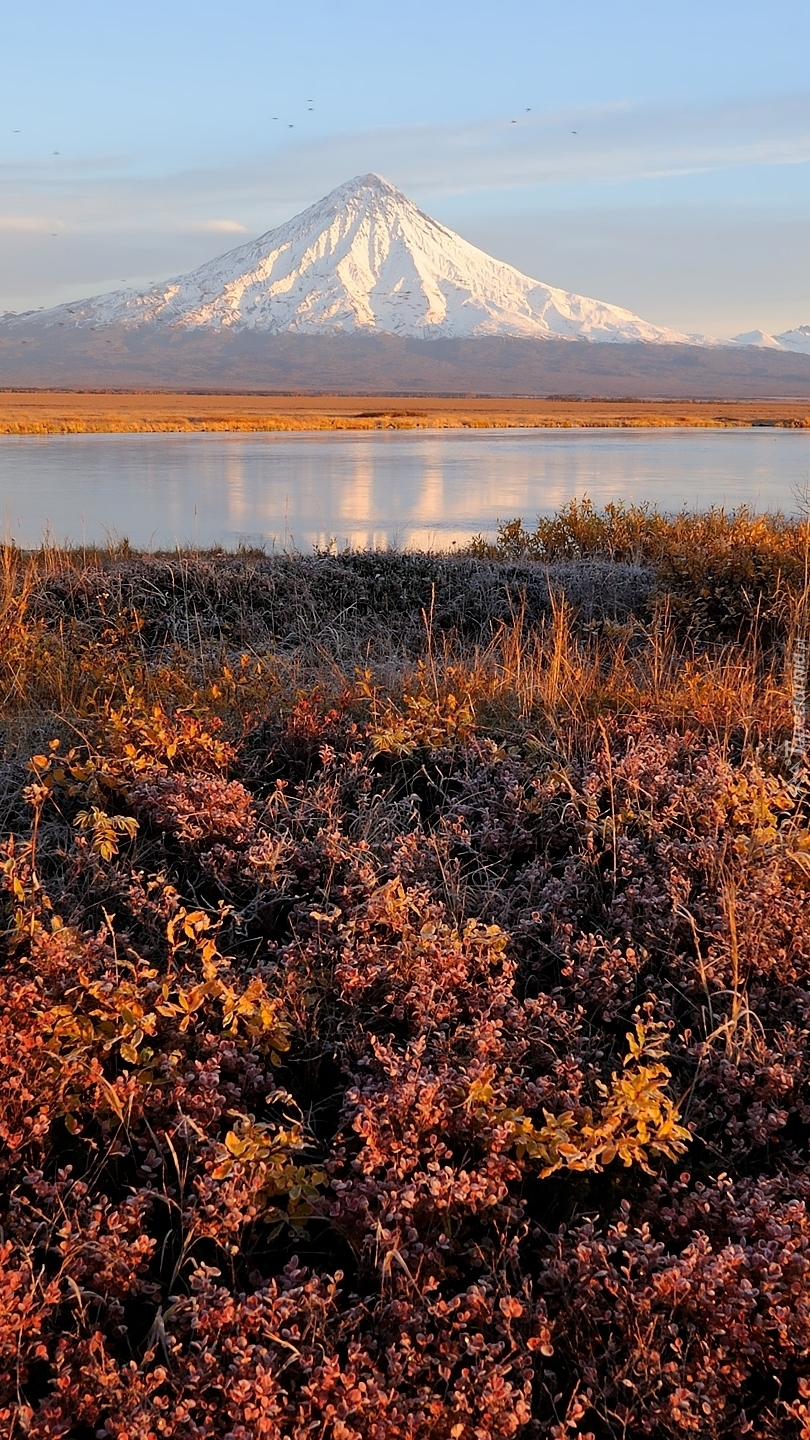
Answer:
[[1, 428, 809, 551]]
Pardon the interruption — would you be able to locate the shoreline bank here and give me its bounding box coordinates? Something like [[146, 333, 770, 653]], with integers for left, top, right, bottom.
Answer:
[[2, 390, 809, 434]]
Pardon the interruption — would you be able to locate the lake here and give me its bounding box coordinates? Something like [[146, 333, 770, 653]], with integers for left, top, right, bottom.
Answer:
[[1, 427, 809, 551]]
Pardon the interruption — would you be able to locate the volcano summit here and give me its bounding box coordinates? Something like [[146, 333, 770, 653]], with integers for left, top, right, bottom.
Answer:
[[4, 174, 810, 395], [9, 173, 704, 345]]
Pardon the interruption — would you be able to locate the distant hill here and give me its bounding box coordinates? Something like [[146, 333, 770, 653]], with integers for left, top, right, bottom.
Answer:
[[731, 325, 810, 354], [2, 330, 810, 398]]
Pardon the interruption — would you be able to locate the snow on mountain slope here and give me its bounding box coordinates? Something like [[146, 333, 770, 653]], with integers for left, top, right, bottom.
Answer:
[[775, 325, 810, 354], [732, 325, 810, 353], [731, 330, 785, 349], [10, 174, 707, 345]]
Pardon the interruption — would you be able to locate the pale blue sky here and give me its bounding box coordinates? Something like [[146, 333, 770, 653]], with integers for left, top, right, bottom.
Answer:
[[2, 0, 809, 334]]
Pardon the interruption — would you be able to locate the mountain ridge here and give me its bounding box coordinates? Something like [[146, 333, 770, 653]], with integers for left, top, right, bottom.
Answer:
[[3, 329, 810, 400], [732, 325, 810, 354]]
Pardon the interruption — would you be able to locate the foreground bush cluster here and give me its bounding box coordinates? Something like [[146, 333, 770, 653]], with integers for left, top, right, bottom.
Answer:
[[1, 508, 810, 1437]]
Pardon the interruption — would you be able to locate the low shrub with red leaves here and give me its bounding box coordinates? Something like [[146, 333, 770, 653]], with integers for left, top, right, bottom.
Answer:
[[1, 536, 809, 1437]]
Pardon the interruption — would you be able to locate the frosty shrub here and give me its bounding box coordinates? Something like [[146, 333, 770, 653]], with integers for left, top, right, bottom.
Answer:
[[0, 520, 808, 1436]]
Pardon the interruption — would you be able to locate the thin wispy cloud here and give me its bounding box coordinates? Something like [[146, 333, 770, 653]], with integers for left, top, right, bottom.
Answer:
[[346, 94, 810, 196], [3, 93, 810, 225], [188, 220, 248, 234], [0, 217, 64, 233], [1, 93, 808, 328]]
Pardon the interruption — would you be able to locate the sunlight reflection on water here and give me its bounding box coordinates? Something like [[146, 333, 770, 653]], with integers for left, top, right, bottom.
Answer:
[[1, 427, 809, 551]]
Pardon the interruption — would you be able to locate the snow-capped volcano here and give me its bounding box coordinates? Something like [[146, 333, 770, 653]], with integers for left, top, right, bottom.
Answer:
[[14, 173, 707, 345]]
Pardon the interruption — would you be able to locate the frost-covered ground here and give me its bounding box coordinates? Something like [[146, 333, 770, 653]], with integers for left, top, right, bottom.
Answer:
[[3, 513, 810, 1436]]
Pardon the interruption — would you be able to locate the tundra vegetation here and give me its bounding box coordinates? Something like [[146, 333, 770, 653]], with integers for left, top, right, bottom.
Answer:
[[2, 501, 810, 1437]]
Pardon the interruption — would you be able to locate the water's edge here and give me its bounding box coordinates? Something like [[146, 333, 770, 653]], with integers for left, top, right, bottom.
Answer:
[[1, 427, 808, 551]]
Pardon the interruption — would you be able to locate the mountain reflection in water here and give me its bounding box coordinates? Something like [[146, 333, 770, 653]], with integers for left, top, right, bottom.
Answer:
[[1, 428, 808, 551]]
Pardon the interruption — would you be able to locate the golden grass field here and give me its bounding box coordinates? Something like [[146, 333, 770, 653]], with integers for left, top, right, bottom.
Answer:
[[1, 389, 809, 433]]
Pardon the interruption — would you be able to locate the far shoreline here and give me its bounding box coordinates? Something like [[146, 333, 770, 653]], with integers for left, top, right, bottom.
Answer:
[[1, 390, 809, 435]]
